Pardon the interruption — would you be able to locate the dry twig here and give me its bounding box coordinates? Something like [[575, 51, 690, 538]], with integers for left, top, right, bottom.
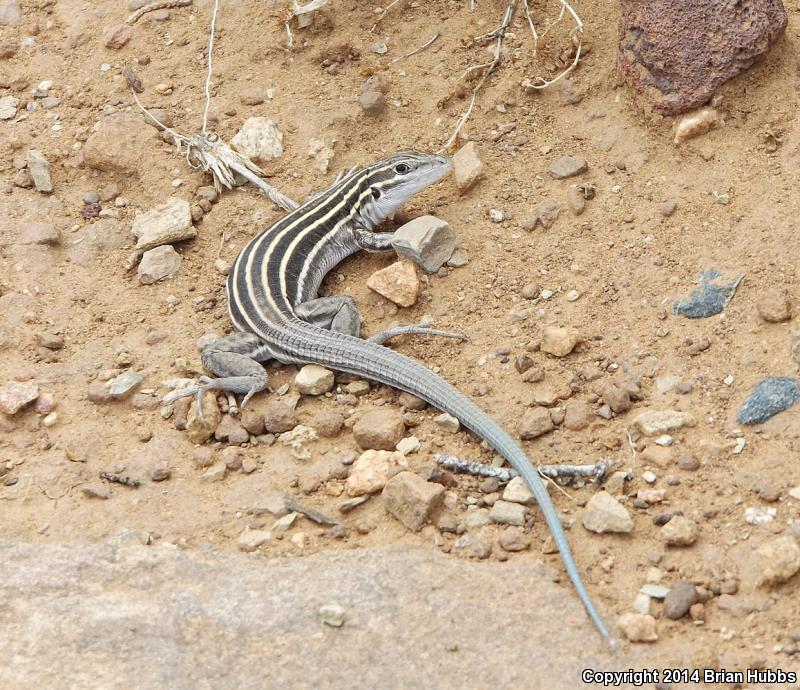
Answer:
[[126, 0, 297, 212], [390, 32, 440, 65], [435, 454, 613, 485], [126, 0, 192, 25]]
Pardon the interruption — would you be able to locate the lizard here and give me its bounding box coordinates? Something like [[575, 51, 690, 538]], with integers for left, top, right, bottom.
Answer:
[[166, 150, 610, 640]]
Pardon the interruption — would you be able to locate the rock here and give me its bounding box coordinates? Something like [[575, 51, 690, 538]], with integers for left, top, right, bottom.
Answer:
[[108, 371, 142, 399], [19, 221, 61, 245], [240, 407, 265, 436], [26, 149, 52, 193], [618, 0, 787, 115], [319, 603, 346, 627], [366, 261, 419, 307], [757, 288, 792, 322], [548, 155, 588, 179], [382, 471, 445, 532], [237, 529, 272, 552], [660, 200, 677, 217], [633, 410, 696, 436], [502, 476, 535, 505], [641, 445, 672, 468], [498, 527, 531, 552], [522, 200, 561, 230], [82, 113, 159, 175], [518, 407, 554, 440], [294, 364, 334, 395], [567, 187, 586, 216], [0, 539, 660, 687], [0, 380, 39, 414], [0, 42, 17, 59], [87, 382, 112, 404], [490, 500, 527, 526], [201, 461, 227, 482], [676, 454, 700, 471], [391, 216, 457, 273], [582, 492, 634, 534], [664, 581, 699, 619], [262, 400, 298, 433], [312, 410, 344, 438], [737, 376, 800, 425], [434, 413, 460, 433], [465, 508, 491, 529], [81, 481, 111, 500], [755, 535, 800, 587], [452, 141, 484, 192], [150, 463, 171, 482], [673, 108, 721, 145], [673, 269, 742, 318], [186, 391, 222, 444], [594, 381, 632, 414], [230, 118, 283, 164], [132, 198, 194, 254], [617, 613, 658, 643], [661, 516, 697, 546], [138, 245, 182, 284], [398, 392, 427, 410], [35, 331, 63, 351], [396, 436, 420, 455], [359, 88, 384, 115], [563, 401, 594, 430], [540, 326, 580, 357], [103, 24, 132, 49], [353, 409, 405, 450], [214, 415, 249, 445], [0, 95, 19, 120], [345, 449, 407, 496], [0, 0, 20, 25]]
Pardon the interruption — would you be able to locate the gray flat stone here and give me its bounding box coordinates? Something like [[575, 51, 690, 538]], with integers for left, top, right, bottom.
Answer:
[[673, 269, 742, 318], [0, 540, 656, 689], [736, 376, 800, 425]]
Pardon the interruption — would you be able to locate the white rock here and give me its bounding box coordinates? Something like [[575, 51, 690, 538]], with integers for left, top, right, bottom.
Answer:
[[138, 245, 182, 284], [230, 117, 283, 164], [489, 500, 527, 526], [396, 436, 420, 455], [502, 476, 535, 505], [755, 535, 800, 587], [434, 413, 460, 433], [617, 613, 658, 642], [237, 529, 272, 552], [633, 410, 696, 436], [295, 364, 334, 395], [391, 216, 456, 273], [632, 593, 651, 615], [319, 604, 346, 627], [132, 197, 195, 253], [744, 506, 776, 526], [27, 149, 52, 193], [582, 492, 633, 534], [0, 95, 19, 120], [345, 449, 407, 497]]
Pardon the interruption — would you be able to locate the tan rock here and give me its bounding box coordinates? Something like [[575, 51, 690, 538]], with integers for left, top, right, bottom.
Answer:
[[102, 24, 132, 49], [186, 391, 222, 444], [353, 408, 405, 450], [366, 261, 419, 307], [563, 400, 594, 430], [295, 364, 334, 395], [452, 142, 484, 192], [634, 410, 696, 436], [518, 407, 554, 440], [540, 326, 580, 357], [661, 516, 697, 546], [582, 492, 634, 534], [345, 449, 407, 496], [617, 613, 658, 642], [0, 380, 39, 414], [757, 288, 792, 323], [382, 471, 445, 531], [755, 535, 800, 587], [82, 113, 158, 175]]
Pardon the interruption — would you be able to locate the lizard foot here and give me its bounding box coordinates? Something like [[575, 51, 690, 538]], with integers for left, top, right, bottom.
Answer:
[[163, 374, 267, 425]]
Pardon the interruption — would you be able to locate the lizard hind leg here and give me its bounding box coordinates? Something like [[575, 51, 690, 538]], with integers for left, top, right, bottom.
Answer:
[[164, 332, 275, 423]]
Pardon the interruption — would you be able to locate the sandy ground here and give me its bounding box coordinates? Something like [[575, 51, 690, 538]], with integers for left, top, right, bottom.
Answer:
[[1, 0, 800, 687]]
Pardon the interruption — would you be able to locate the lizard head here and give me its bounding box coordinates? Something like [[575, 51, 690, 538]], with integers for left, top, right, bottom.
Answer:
[[356, 150, 452, 228]]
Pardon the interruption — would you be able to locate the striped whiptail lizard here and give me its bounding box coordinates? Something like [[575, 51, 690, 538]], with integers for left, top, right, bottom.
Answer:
[[167, 150, 610, 640]]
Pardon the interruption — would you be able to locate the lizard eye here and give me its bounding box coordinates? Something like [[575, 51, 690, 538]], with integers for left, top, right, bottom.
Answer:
[[394, 163, 411, 174], [371, 188, 382, 200]]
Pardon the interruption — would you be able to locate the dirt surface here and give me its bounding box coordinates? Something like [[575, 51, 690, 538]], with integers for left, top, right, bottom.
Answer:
[[2, 0, 800, 687]]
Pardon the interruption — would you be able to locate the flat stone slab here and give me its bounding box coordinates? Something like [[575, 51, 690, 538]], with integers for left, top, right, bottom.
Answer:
[[0, 539, 656, 689]]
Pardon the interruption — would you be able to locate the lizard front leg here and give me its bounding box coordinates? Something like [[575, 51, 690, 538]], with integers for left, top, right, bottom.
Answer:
[[164, 332, 279, 421]]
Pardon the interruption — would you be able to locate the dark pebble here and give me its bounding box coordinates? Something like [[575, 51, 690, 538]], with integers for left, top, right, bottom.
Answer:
[[673, 269, 742, 318], [737, 376, 800, 425]]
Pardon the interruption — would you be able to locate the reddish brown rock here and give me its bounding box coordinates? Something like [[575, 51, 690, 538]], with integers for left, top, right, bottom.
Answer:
[[619, 0, 787, 115]]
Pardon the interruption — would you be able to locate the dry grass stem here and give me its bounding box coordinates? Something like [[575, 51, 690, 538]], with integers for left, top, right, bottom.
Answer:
[[126, 0, 192, 25]]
